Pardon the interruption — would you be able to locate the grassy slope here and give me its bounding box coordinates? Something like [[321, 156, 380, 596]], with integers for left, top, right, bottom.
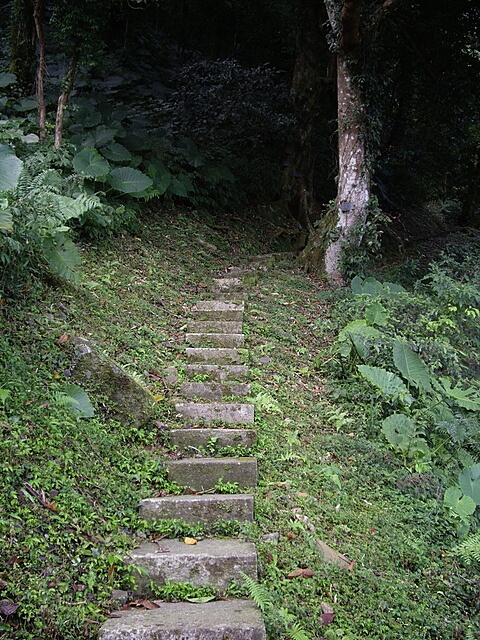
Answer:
[[1, 208, 478, 639]]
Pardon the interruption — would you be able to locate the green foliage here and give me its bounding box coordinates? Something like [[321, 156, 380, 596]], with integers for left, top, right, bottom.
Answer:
[[453, 532, 480, 564], [330, 255, 480, 530]]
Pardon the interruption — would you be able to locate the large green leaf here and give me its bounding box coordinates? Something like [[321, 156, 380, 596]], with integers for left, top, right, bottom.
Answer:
[[0, 144, 23, 191], [393, 340, 432, 392], [459, 464, 480, 505], [444, 486, 476, 519], [0, 209, 13, 231], [439, 378, 480, 411], [0, 72, 16, 88], [108, 166, 153, 194], [381, 414, 416, 450], [337, 320, 381, 359], [42, 233, 81, 283], [63, 384, 95, 418], [73, 147, 110, 178], [100, 142, 132, 162], [365, 302, 388, 326], [357, 365, 411, 402]]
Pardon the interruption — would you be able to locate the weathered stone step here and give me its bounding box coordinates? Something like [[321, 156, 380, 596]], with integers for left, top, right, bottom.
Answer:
[[188, 320, 243, 334], [175, 402, 254, 423], [99, 600, 266, 640], [192, 301, 244, 321], [139, 494, 254, 523], [185, 364, 249, 381], [212, 277, 244, 291], [186, 347, 241, 364], [169, 428, 257, 453], [180, 381, 251, 400], [186, 333, 245, 348], [166, 457, 258, 491], [127, 539, 257, 591]]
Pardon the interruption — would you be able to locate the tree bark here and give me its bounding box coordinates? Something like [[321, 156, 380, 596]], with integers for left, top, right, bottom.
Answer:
[[54, 48, 80, 148], [300, 0, 371, 283], [280, 0, 328, 230], [32, 0, 46, 140]]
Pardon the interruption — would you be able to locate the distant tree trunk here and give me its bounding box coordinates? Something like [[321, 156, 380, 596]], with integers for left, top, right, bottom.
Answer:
[[32, 0, 46, 140], [54, 47, 80, 148], [300, 0, 371, 283], [8, 0, 36, 91], [280, 0, 327, 230], [460, 142, 480, 227]]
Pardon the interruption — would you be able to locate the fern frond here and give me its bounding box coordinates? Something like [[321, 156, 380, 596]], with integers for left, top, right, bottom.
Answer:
[[288, 622, 313, 640], [240, 572, 272, 613], [454, 533, 480, 564]]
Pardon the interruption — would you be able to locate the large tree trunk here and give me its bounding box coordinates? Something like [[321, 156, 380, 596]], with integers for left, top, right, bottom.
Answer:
[[300, 0, 371, 283], [32, 0, 46, 140], [280, 0, 327, 230]]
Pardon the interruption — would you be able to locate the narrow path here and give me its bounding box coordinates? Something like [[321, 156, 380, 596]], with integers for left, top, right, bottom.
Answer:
[[99, 264, 266, 639]]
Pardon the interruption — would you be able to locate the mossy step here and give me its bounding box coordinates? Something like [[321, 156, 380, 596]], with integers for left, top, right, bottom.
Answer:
[[186, 333, 245, 348], [180, 381, 251, 400], [184, 364, 249, 382], [185, 347, 241, 364], [127, 539, 258, 591], [169, 428, 257, 453], [192, 301, 244, 321], [165, 457, 258, 491], [99, 600, 266, 640], [188, 321, 243, 334], [139, 494, 254, 523], [175, 402, 254, 423]]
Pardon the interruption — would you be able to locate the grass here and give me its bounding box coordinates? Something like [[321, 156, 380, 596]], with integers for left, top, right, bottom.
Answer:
[[1, 206, 479, 639]]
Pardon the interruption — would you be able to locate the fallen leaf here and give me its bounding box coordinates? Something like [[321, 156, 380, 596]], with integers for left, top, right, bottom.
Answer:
[[296, 492, 309, 498], [135, 600, 159, 610], [185, 596, 216, 603], [286, 567, 314, 578], [184, 537, 197, 545], [0, 600, 19, 616], [320, 602, 335, 625], [57, 333, 69, 344], [286, 531, 295, 540]]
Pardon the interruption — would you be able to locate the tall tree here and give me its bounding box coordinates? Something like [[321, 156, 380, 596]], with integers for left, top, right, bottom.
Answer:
[[280, 0, 330, 231]]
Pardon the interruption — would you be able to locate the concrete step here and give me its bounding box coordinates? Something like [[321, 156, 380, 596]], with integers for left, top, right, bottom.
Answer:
[[175, 402, 254, 424], [99, 600, 266, 640], [165, 457, 258, 491], [139, 494, 254, 523], [185, 364, 249, 382], [180, 381, 250, 400], [188, 320, 243, 334], [192, 301, 244, 321], [169, 428, 257, 453], [186, 333, 245, 348], [127, 539, 258, 591], [185, 348, 241, 364], [212, 277, 244, 291]]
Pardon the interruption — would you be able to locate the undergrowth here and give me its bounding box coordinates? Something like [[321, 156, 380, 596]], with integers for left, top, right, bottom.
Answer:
[[1, 212, 479, 638]]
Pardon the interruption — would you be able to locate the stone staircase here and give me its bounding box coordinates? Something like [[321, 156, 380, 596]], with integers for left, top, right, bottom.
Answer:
[[99, 266, 266, 639]]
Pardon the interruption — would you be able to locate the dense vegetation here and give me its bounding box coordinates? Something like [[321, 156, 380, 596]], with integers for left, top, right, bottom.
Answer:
[[1, 0, 479, 638]]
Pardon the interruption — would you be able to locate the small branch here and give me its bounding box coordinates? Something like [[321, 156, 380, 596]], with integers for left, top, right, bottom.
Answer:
[[32, 0, 46, 140], [54, 47, 80, 148]]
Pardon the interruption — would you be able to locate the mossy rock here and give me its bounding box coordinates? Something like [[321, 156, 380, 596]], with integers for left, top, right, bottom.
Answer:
[[71, 337, 155, 427]]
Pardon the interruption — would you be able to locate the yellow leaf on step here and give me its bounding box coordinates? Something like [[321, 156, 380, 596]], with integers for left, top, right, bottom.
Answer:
[[184, 537, 197, 545]]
